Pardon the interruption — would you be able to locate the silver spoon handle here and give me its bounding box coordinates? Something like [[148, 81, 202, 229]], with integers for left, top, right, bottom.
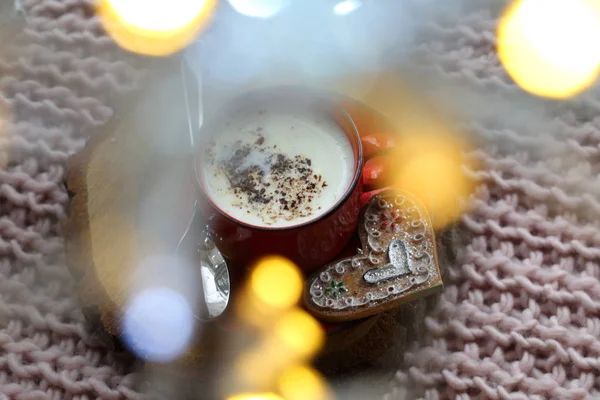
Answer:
[[176, 203, 231, 320]]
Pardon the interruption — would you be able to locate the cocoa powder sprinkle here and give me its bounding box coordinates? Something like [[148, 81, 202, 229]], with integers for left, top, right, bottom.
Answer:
[[207, 131, 329, 225]]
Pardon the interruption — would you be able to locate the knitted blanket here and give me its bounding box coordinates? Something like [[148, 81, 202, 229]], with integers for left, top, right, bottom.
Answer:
[[1, 1, 599, 400], [0, 1, 145, 399], [386, 3, 600, 400]]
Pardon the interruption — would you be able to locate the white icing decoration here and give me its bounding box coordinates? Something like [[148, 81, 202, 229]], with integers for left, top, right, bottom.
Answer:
[[412, 233, 424, 242], [364, 239, 412, 284], [308, 192, 439, 311], [368, 253, 381, 264], [368, 235, 385, 253]]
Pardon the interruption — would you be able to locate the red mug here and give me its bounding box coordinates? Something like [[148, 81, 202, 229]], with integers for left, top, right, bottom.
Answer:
[[193, 87, 363, 275]]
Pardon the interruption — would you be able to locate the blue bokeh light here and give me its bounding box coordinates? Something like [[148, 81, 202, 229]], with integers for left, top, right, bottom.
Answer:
[[122, 287, 195, 363]]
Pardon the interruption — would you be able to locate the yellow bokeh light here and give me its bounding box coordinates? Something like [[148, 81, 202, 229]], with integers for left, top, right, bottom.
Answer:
[[278, 365, 331, 400], [393, 131, 473, 230], [273, 309, 324, 359], [227, 393, 284, 400], [97, 0, 218, 56], [497, 0, 600, 99], [249, 256, 303, 310], [235, 349, 276, 388]]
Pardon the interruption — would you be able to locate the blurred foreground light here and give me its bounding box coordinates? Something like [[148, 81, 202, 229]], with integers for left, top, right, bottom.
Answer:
[[333, 0, 362, 16], [228, 0, 289, 19], [394, 132, 473, 230], [131, 254, 201, 307], [234, 309, 324, 387], [227, 394, 283, 400], [273, 309, 324, 359], [237, 256, 303, 328], [235, 349, 276, 388], [250, 256, 303, 310], [278, 365, 330, 400], [122, 287, 194, 362], [497, 0, 600, 99], [97, 0, 218, 56]]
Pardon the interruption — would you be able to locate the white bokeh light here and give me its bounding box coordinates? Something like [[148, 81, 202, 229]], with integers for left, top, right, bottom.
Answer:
[[497, 0, 600, 98], [228, 0, 289, 19], [333, 0, 362, 16], [106, 0, 211, 31], [516, 0, 600, 73], [122, 287, 195, 362]]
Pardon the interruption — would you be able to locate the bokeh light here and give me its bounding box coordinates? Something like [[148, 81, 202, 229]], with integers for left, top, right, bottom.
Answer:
[[228, 0, 289, 19], [249, 256, 303, 310], [333, 0, 362, 16], [235, 348, 281, 389], [393, 130, 473, 231], [497, 0, 600, 99], [130, 254, 201, 310], [273, 309, 324, 359], [278, 365, 330, 400], [122, 287, 195, 362], [236, 256, 304, 328], [97, 0, 218, 56], [230, 255, 324, 395], [233, 309, 324, 389], [338, 73, 474, 230]]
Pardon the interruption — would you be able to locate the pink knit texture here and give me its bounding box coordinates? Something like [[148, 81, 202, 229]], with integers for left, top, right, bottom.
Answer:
[[1, 1, 600, 399], [0, 0, 144, 399], [386, 4, 600, 400]]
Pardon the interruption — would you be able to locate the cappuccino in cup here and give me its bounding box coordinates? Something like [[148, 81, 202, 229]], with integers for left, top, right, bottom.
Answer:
[[200, 101, 355, 228]]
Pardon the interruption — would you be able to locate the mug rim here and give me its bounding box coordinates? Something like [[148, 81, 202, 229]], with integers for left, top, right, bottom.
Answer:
[[193, 86, 363, 232]]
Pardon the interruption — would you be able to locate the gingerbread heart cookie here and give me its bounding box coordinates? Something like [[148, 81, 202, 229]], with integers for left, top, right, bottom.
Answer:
[[304, 189, 443, 322]]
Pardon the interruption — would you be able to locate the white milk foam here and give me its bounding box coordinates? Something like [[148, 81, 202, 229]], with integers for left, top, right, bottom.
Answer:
[[201, 104, 355, 228]]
